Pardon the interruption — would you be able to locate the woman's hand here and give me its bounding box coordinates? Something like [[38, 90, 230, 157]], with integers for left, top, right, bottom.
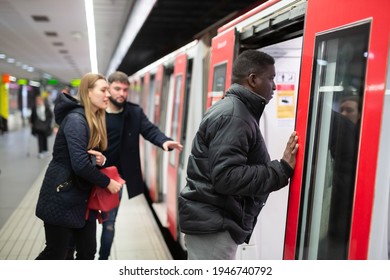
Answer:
[[107, 179, 123, 194], [88, 149, 106, 166]]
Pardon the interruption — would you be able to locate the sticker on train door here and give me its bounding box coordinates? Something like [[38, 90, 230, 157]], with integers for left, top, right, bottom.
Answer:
[[276, 84, 295, 119]]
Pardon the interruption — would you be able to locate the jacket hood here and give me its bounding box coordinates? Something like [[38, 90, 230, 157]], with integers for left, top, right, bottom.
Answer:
[[54, 92, 84, 125], [225, 83, 266, 121]]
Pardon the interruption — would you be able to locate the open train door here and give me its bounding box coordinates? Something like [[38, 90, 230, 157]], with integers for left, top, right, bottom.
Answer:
[[148, 65, 164, 202], [167, 53, 187, 240], [139, 72, 151, 183], [206, 28, 237, 109], [284, 0, 390, 259]]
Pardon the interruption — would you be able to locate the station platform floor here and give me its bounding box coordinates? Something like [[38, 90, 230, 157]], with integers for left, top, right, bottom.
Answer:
[[0, 127, 172, 260]]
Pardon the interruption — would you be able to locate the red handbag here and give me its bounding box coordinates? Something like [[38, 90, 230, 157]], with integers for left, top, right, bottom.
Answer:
[[85, 166, 125, 223]]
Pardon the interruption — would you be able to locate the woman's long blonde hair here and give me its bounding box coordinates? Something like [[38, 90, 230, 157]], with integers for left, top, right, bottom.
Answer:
[[78, 73, 108, 151]]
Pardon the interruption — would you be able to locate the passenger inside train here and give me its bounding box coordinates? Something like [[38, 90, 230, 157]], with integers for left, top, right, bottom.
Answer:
[[339, 95, 361, 126]]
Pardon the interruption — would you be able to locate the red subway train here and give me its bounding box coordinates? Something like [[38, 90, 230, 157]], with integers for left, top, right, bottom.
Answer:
[[127, 0, 390, 260]]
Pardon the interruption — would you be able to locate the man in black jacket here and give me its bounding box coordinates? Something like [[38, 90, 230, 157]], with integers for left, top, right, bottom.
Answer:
[[178, 50, 299, 260], [98, 71, 183, 260]]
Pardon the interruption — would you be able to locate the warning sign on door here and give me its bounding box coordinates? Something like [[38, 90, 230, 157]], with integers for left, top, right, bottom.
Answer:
[[276, 84, 295, 119]]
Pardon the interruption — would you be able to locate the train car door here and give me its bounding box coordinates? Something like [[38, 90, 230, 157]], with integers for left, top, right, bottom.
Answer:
[[167, 53, 187, 240], [144, 72, 156, 200], [148, 65, 164, 202], [140, 73, 150, 182], [284, 0, 390, 259], [129, 77, 141, 104], [206, 28, 237, 109]]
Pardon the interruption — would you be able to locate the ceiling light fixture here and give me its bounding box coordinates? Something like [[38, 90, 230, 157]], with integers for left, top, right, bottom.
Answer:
[[43, 73, 52, 79], [85, 0, 98, 73], [29, 80, 41, 87], [71, 31, 82, 40], [106, 0, 157, 76]]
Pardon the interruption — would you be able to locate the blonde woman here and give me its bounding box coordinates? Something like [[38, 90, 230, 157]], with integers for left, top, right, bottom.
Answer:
[[35, 73, 123, 260]]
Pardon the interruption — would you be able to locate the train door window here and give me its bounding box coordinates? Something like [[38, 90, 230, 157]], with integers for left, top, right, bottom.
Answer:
[[297, 22, 369, 259], [148, 76, 156, 122], [179, 59, 193, 167], [169, 74, 182, 166], [161, 67, 174, 133], [210, 63, 227, 106]]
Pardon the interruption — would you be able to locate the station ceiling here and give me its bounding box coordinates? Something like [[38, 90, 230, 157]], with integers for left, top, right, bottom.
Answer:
[[0, 0, 263, 84]]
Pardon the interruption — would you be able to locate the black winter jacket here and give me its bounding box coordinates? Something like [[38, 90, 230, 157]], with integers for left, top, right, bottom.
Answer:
[[105, 102, 171, 199], [178, 84, 293, 244], [35, 93, 110, 228], [30, 101, 53, 137]]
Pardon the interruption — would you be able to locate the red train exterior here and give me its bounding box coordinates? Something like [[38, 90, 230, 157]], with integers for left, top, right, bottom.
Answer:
[[129, 0, 390, 260]]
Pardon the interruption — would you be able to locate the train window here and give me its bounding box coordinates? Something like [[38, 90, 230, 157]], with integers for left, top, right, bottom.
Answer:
[[210, 62, 227, 106], [169, 75, 182, 166], [179, 59, 193, 167], [297, 22, 369, 259]]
